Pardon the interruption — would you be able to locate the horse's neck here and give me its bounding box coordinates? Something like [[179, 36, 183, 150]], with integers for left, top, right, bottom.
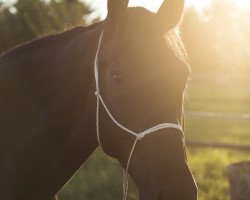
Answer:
[[0, 24, 102, 199]]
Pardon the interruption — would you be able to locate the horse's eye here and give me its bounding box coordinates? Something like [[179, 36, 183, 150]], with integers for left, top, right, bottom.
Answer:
[[111, 71, 123, 83]]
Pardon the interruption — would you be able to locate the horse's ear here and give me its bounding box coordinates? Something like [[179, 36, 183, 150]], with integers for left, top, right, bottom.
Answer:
[[156, 0, 185, 33], [107, 0, 129, 24]]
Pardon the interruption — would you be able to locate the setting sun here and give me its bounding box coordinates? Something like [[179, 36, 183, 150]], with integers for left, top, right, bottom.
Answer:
[[236, 0, 250, 8]]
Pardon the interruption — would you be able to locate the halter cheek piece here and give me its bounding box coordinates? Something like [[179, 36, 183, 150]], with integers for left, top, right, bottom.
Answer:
[[94, 30, 183, 200]]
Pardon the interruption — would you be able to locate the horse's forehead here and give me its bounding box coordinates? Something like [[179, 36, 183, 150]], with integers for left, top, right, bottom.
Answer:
[[121, 21, 166, 56], [126, 11, 158, 38], [127, 7, 155, 25], [104, 8, 189, 75]]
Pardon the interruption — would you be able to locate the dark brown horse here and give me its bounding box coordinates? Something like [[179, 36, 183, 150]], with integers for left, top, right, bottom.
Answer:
[[0, 0, 197, 199]]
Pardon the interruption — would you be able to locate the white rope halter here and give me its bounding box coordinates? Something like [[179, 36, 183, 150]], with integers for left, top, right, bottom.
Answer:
[[94, 30, 183, 200]]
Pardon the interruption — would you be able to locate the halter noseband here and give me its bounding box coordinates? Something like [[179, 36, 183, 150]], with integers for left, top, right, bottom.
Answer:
[[94, 30, 183, 200]]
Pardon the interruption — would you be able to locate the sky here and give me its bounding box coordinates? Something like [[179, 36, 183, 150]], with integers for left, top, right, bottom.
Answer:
[[82, 0, 250, 23], [84, 0, 211, 20], [0, 0, 211, 22], [1, 0, 250, 20]]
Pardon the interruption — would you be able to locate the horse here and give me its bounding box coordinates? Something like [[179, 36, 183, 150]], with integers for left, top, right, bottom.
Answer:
[[0, 0, 197, 199]]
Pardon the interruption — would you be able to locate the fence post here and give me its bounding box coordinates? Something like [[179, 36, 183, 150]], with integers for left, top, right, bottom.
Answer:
[[227, 162, 250, 200]]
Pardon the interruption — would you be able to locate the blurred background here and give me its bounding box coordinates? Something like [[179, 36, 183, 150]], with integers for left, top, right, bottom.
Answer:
[[1, 0, 250, 199]]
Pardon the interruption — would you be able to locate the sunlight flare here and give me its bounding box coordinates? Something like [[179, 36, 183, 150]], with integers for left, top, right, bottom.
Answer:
[[129, 0, 163, 12], [236, 0, 250, 8]]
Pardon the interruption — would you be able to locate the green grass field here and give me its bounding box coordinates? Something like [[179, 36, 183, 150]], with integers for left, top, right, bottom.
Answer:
[[184, 79, 250, 200], [58, 78, 250, 200]]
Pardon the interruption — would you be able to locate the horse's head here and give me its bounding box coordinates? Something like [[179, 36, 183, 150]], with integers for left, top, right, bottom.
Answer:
[[97, 0, 197, 199]]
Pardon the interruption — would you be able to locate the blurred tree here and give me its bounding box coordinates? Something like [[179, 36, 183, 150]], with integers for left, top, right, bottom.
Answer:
[[181, 0, 250, 79], [0, 0, 95, 53]]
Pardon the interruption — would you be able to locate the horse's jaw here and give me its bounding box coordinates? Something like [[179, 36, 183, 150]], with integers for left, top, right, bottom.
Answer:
[[124, 130, 197, 200]]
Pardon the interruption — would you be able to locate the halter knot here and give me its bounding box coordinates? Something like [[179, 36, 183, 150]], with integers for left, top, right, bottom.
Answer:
[[137, 132, 145, 140], [95, 91, 100, 96]]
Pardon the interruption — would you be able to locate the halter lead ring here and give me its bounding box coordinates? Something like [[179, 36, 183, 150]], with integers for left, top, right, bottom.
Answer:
[[94, 30, 183, 200]]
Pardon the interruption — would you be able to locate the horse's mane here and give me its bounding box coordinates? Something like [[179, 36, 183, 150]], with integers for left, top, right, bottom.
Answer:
[[0, 21, 102, 59], [128, 7, 190, 69], [166, 29, 190, 67]]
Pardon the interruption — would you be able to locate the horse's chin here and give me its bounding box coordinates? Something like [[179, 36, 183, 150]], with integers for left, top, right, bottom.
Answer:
[[139, 186, 197, 200], [125, 130, 197, 200], [135, 167, 197, 200]]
